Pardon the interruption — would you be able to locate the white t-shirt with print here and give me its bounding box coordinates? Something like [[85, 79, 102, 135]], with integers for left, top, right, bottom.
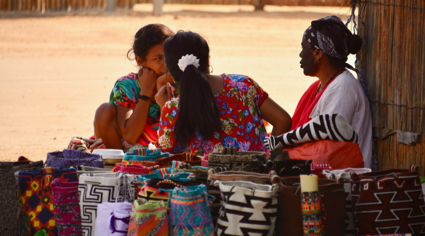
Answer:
[[310, 70, 373, 168]]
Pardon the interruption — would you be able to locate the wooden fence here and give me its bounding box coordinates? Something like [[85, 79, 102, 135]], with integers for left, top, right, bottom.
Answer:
[[0, 0, 106, 11], [0, 0, 349, 12], [355, 0, 425, 174]]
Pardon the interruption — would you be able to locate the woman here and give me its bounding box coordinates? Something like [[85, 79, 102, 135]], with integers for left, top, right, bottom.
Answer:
[[156, 30, 292, 155], [93, 24, 175, 151], [293, 15, 372, 167]]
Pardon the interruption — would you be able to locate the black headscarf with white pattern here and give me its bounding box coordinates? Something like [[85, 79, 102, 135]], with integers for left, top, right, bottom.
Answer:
[[304, 15, 353, 61]]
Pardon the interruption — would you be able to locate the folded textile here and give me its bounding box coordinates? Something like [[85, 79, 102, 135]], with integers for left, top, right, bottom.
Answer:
[[67, 137, 105, 153], [46, 149, 104, 168]]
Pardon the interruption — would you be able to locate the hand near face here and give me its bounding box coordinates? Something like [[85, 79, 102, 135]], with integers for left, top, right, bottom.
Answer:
[[138, 67, 158, 97], [155, 83, 174, 110], [156, 72, 174, 93]]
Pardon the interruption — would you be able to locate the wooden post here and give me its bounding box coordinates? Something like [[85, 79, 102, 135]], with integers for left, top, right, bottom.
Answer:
[[106, 0, 115, 11], [152, 0, 163, 16]]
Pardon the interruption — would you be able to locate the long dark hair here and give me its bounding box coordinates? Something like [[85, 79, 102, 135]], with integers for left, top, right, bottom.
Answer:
[[127, 24, 174, 61], [163, 31, 222, 147]]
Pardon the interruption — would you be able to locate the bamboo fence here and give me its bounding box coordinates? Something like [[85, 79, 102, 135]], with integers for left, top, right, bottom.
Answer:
[[355, 0, 425, 174], [0, 0, 106, 11], [0, 0, 349, 11]]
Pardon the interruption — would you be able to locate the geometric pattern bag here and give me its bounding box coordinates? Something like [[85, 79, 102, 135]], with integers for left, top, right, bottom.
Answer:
[[206, 169, 273, 227], [127, 199, 169, 236], [0, 162, 20, 235], [351, 166, 425, 235], [18, 167, 78, 236], [214, 180, 279, 236], [78, 173, 137, 236], [50, 179, 82, 236], [169, 184, 214, 236]]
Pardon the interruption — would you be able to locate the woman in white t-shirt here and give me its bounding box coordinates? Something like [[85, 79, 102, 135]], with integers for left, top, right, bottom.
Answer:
[[266, 15, 373, 167]]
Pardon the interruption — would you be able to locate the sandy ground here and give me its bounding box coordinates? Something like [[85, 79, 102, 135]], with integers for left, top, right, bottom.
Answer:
[[0, 4, 353, 162]]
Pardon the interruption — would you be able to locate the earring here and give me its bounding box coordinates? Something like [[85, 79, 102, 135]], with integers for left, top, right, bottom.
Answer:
[[314, 60, 319, 64], [210, 65, 213, 73]]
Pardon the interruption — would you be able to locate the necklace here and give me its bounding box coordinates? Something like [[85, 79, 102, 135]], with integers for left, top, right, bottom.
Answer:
[[315, 68, 345, 97]]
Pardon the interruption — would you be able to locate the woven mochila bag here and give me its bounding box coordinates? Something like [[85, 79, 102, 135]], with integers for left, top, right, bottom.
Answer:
[[208, 147, 267, 171]]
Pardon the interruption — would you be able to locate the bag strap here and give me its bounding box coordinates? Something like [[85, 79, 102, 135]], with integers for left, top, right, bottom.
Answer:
[[222, 147, 237, 155]]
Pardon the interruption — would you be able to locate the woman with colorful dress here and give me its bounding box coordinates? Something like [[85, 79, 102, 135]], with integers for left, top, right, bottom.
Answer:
[[155, 30, 292, 155], [93, 24, 175, 151]]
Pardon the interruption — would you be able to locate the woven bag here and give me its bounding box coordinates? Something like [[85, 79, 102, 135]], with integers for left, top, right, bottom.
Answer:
[[214, 180, 279, 236], [271, 175, 346, 236], [207, 169, 273, 227], [351, 166, 425, 235], [0, 162, 20, 235], [208, 147, 266, 171], [46, 149, 104, 168]]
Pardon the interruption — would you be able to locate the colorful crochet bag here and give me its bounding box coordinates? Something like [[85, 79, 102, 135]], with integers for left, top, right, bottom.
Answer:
[[112, 163, 159, 175], [155, 152, 202, 167], [214, 180, 279, 236], [50, 179, 82, 236], [18, 167, 78, 236], [46, 149, 104, 169], [173, 163, 208, 184], [351, 166, 425, 235], [127, 199, 169, 236], [137, 178, 203, 203], [122, 147, 170, 163], [169, 184, 214, 236]]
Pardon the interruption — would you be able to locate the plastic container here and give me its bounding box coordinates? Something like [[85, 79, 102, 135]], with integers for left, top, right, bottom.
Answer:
[[92, 149, 124, 168]]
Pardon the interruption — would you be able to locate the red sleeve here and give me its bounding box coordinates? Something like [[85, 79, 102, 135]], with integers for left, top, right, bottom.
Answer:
[[245, 77, 269, 108], [157, 98, 179, 152]]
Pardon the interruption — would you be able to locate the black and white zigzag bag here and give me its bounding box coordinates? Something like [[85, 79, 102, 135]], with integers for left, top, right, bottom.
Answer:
[[214, 180, 279, 236]]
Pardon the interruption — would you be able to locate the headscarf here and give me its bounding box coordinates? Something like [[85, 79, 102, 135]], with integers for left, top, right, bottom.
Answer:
[[304, 15, 353, 61]]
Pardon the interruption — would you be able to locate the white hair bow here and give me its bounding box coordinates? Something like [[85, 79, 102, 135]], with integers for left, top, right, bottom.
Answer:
[[178, 54, 200, 72]]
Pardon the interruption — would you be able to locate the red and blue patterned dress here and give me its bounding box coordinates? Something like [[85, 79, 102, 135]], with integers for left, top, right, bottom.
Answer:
[[158, 73, 269, 155]]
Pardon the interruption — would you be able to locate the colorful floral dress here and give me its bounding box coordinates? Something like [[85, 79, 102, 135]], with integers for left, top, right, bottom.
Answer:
[[158, 73, 269, 155], [109, 72, 180, 150]]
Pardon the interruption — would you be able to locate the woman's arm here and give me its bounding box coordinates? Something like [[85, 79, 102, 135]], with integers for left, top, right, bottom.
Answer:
[[116, 68, 157, 145], [260, 97, 292, 136]]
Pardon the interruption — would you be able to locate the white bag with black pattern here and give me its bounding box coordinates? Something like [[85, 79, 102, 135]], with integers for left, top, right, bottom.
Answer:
[[214, 180, 279, 236], [78, 172, 137, 236]]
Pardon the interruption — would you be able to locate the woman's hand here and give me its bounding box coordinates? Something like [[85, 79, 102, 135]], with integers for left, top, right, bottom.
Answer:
[[138, 67, 158, 97], [155, 83, 174, 110], [156, 72, 173, 92]]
